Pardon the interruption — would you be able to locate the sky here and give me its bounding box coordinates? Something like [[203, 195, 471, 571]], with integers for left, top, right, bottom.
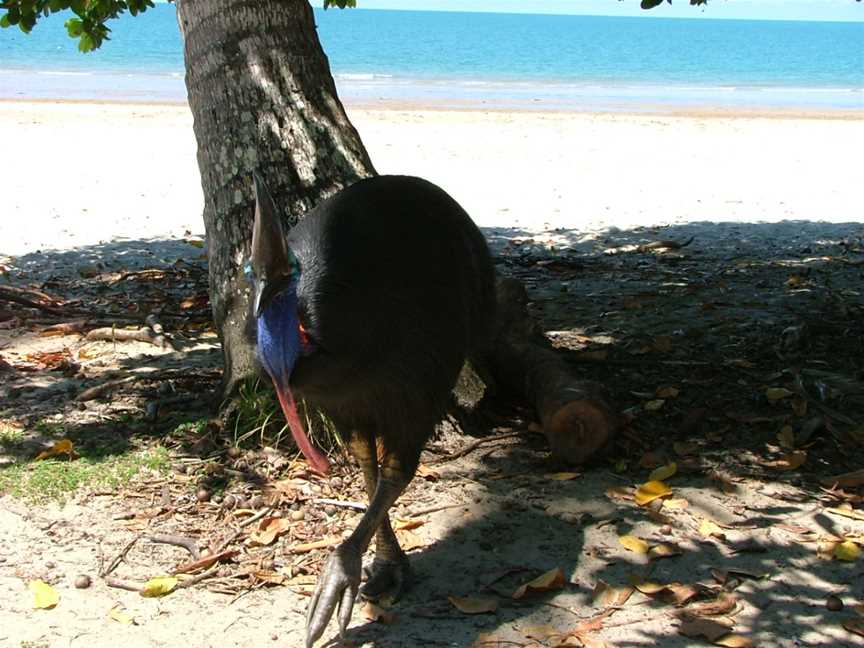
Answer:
[[351, 1, 864, 22]]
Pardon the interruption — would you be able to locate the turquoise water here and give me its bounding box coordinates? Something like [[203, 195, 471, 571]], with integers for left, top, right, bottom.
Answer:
[[0, 5, 862, 109]]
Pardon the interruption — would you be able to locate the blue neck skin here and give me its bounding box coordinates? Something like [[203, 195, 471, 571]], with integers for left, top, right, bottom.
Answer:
[[256, 284, 303, 389]]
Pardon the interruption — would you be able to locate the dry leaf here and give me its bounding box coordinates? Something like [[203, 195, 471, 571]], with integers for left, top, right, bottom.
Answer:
[[635, 480, 672, 506], [29, 580, 59, 609], [108, 605, 136, 625], [396, 529, 425, 551], [766, 387, 794, 402], [619, 535, 650, 554], [649, 462, 678, 482], [35, 439, 76, 461], [715, 634, 752, 647], [826, 507, 864, 522], [416, 464, 440, 480], [777, 425, 796, 449], [665, 583, 701, 606], [249, 517, 292, 546], [678, 617, 735, 641], [656, 385, 680, 399], [140, 576, 178, 598], [546, 472, 581, 481], [512, 568, 566, 599], [649, 542, 682, 560], [687, 593, 739, 617], [663, 498, 690, 510], [592, 580, 634, 607], [448, 595, 498, 614], [762, 450, 807, 471], [606, 486, 633, 502], [822, 469, 864, 489], [834, 540, 861, 562], [361, 601, 396, 624], [844, 618, 864, 637], [393, 518, 425, 531], [699, 518, 726, 540], [644, 399, 666, 411]]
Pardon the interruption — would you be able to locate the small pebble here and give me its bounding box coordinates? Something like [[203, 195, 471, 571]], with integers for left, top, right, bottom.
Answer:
[[826, 595, 844, 611], [270, 634, 279, 641], [196, 488, 211, 503], [222, 494, 237, 509], [290, 509, 305, 522], [324, 505, 336, 516], [45, 561, 55, 569], [74, 574, 92, 589], [226, 446, 241, 459]]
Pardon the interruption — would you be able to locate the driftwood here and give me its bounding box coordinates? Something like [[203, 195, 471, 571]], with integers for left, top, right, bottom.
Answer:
[[489, 278, 618, 464]]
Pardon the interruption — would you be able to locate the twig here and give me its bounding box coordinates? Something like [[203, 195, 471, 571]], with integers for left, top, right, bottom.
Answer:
[[76, 376, 136, 402], [312, 498, 367, 511], [100, 535, 141, 578], [428, 431, 523, 464], [177, 566, 221, 589], [213, 507, 273, 554], [0, 285, 67, 316], [288, 537, 342, 554], [173, 549, 239, 575], [148, 533, 201, 560], [104, 576, 144, 593], [406, 502, 465, 518]]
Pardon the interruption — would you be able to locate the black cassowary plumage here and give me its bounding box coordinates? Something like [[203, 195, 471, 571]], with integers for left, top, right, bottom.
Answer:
[[249, 174, 494, 647]]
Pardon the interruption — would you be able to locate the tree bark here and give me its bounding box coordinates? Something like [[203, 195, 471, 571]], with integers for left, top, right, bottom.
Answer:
[[175, 0, 375, 396]]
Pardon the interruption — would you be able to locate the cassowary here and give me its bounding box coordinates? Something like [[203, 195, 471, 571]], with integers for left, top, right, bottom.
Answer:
[[248, 172, 495, 647]]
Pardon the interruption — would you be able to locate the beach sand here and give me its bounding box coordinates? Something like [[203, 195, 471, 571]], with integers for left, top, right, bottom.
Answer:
[[1, 100, 861, 258]]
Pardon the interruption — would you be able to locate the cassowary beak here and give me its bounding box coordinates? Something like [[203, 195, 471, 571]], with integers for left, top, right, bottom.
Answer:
[[251, 170, 291, 317], [272, 380, 331, 476]]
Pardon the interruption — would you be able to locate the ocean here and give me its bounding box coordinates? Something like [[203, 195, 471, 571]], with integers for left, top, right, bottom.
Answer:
[[0, 4, 862, 110]]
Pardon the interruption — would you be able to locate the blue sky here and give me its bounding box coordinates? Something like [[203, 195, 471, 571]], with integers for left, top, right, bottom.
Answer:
[[353, 1, 864, 22]]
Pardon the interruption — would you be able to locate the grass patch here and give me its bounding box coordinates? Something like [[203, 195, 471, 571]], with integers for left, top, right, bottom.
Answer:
[[0, 445, 170, 502]]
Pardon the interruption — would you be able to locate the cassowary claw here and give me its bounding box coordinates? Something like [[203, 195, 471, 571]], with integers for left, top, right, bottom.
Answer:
[[305, 543, 362, 648], [361, 553, 413, 602]]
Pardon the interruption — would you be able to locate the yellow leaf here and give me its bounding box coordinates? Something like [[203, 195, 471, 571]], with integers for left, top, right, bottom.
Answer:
[[109, 606, 136, 625], [834, 540, 861, 562], [140, 576, 178, 597], [649, 462, 677, 482], [766, 387, 794, 402], [662, 498, 690, 510], [448, 595, 498, 614], [185, 239, 205, 248], [512, 568, 566, 599], [393, 518, 425, 531], [777, 425, 796, 449], [762, 450, 807, 471], [545, 472, 581, 481], [649, 543, 682, 560], [699, 518, 726, 539], [591, 580, 634, 607], [628, 575, 667, 595], [29, 580, 59, 609], [35, 439, 75, 461], [395, 529, 425, 552], [826, 507, 864, 522], [644, 399, 665, 411], [619, 535, 650, 554], [634, 480, 672, 506], [715, 633, 753, 647]]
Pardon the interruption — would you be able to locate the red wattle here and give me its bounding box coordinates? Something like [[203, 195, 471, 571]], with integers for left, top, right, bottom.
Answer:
[[273, 382, 331, 475]]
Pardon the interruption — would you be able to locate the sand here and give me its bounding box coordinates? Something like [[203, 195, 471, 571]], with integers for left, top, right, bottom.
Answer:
[[1, 100, 862, 259]]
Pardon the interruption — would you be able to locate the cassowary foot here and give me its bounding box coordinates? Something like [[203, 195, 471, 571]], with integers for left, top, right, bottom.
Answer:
[[361, 553, 413, 602], [305, 543, 362, 648]]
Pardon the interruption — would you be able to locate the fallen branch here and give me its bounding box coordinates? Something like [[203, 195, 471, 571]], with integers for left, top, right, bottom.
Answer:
[[288, 537, 342, 554], [0, 284, 67, 316], [76, 376, 136, 402], [312, 498, 367, 511], [100, 535, 141, 578], [173, 550, 238, 576], [428, 431, 523, 465], [148, 533, 201, 560]]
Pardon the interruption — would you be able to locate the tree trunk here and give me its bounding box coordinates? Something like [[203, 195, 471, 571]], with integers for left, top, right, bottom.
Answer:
[[175, 0, 375, 396]]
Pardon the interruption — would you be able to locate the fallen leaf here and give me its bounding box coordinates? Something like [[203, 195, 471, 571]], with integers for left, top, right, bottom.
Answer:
[[686, 593, 739, 617], [766, 387, 794, 402], [35, 439, 76, 461], [678, 617, 734, 642], [826, 507, 864, 522], [393, 518, 425, 531], [140, 576, 178, 598], [416, 464, 440, 480], [762, 450, 807, 471], [546, 472, 581, 481], [448, 595, 498, 614], [822, 469, 864, 489], [29, 580, 59, 609], [649, 462, 678, 482], [844, 618, 864, 637], [635, 480, 672, 506], [592, 580, 634, 607], [644, 399, 666, 411], [777, 425, 796, 449], [396, 529, 425, 551], [512, 568, 566, 599], [834, 540, 861, 562], [649, 542, 682, 560], [629, 575, 667, 595], [656, 385, 680, 399], [361, 601, 396, 624], [699, 518, 727, 540], [715, 634, 753, 647], [249, 517, 292, 546], [108, 605, 136, 625], [619, 535, 650, 554], [662, 498, 690, 510], [665, 583, 701, 606]]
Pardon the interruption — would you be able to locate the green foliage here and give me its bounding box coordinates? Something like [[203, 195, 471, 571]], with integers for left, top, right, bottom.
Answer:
[[323, 0, 356, 8], [0, 0, 155, 51]]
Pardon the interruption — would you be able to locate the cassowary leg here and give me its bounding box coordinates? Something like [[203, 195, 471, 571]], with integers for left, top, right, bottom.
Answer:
[[305, 439, 417, 648], [349, 433, 412, 601]]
